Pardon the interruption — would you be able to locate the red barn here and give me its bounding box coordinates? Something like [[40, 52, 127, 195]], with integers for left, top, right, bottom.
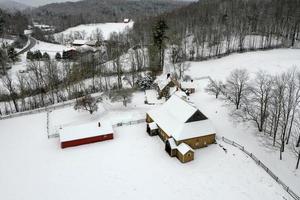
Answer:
[[59, 121, 114, 149]]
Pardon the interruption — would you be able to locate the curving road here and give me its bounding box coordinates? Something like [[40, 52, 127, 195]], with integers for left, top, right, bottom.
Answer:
[[17, 36, 37, 55]]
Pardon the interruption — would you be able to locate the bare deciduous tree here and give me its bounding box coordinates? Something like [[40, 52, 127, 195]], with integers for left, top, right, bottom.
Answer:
[[225, 69, 250, 109]]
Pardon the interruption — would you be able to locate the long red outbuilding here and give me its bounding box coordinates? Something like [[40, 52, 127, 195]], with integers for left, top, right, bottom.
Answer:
[[59, 122, 114, 149]]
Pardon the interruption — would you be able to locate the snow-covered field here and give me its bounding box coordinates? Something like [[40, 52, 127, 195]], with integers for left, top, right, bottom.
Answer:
[[0, 108, 293, 200], [1, 48, 300, 199], [182, 49, 300, 80], [31, 40, 67, 57], [54, 22, 134, 43]]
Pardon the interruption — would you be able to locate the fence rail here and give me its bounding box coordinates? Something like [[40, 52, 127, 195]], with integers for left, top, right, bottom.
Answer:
[[221, 136, 300, 200], [0, 93, 104, 120], [112, 119, 145, 128], [48, 119, 146, 139]]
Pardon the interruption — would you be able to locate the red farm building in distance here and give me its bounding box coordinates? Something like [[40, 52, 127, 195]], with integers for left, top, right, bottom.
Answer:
[[59, 121, 114, 149]]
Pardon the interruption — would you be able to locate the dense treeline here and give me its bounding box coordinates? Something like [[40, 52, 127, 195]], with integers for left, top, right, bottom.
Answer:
[[0, 8, 29, 36], [132, 0, 300, 62], [29, 0, 187, 32]]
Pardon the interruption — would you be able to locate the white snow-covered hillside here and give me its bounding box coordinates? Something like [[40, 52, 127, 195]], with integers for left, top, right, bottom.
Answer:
[[54, 22, 134, 44], [30, 40, 67, 57], [182, 49, 300, 80]]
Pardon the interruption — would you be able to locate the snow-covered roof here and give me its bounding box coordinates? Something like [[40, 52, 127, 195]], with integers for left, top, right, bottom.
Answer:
[[147, 94, 216, 141], [148, 122, 158, 130], [174, 90, 188, 99], [64, 47, 77, 52], [85, 40, 98, 46], [24, 30, 33, 35], [156, 77, 172, 90], [163, 94, 198, 123], [177, 143, 194, 155], [181, 81, 197, 89], [167, 138, 177, 149], [76, 45, 96, 53], [59, 121, 113, 142], [72, 39, 88, 45], [155, 76, 179, 91]]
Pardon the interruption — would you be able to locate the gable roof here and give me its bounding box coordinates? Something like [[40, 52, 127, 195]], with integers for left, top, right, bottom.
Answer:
[[177, 143, 194, 155], [147, 94, 216, 141], [59, 121, 113, 142], [155, 76, 179, 91], [163, 95, 198, 123], [166, 137, 177, 150]]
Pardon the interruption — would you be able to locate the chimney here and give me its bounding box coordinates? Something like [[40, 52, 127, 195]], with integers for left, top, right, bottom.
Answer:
[[98, 122, 101, 127]]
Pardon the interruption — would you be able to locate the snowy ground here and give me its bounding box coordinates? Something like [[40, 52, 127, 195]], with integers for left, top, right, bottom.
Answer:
[[31, 40, 67, 57], [190, 80, 300, 193], [54, 22, 134, 43], [1, 48, 300, 199], [0, 111, 293, 200], [183, 49, 300, 80]]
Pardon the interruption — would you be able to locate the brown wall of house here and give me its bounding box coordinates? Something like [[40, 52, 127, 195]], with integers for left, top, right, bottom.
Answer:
[[146, 114, 153, 123], [177, 134, 216, 149], [61, 133, 114, 149], [158, 128, 170, 142], [177, 150, 194, 163]]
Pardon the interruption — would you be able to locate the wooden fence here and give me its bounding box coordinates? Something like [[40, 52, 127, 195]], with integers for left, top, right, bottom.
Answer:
[[221, 136, 300, 200], [48, 119, 146, 139], [0, 93, 104, 120], [112, 119, 145, 128]]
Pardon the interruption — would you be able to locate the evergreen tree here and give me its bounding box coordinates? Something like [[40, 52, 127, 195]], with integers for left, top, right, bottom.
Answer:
[[151, 19, 168, 72], [7, 47, 19, 63], [26, 51, 34, 60], [34, 50, 43, 60], [0, 48, 9, 74], [55, 52, 62, 60], [42, 52, 50, 60]]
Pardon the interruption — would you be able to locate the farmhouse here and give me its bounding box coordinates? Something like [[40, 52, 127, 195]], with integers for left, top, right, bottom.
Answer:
[[59, 121, 114, 149], [146, 94, 216, 163], [155, 74, 180, 99]]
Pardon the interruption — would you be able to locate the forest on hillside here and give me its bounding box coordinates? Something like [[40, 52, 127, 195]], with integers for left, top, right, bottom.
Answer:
[[132, 0, 300, 67], [29, 0, 187, 32]]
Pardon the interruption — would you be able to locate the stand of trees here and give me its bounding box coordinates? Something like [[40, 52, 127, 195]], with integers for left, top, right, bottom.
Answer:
[[132, 0, 300, 62], [29, 0, 186, 32], [0, 9, 29, 36], [0, 29, 149, 115], [206, 68, 300, 169]]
